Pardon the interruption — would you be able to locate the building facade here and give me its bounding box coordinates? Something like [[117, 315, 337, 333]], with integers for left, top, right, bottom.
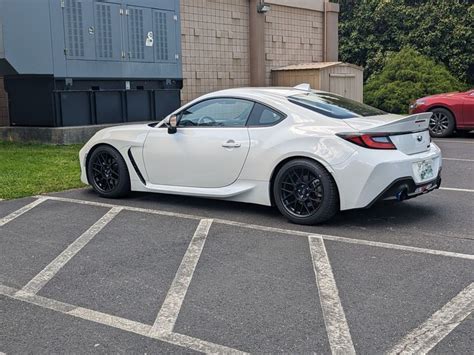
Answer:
[[180, 0, 339, 103], [0, 0, 338, 126]]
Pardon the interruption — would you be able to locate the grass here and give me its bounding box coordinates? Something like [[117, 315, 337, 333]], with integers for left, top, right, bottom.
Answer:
[[0, 141, 85, 200]]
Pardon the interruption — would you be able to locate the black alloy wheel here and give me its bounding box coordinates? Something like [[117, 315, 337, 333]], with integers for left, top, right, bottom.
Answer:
[[87, 146, 130, 198], [429, 108, 455, 138], [280, 167, 324, 217], [273, 159, 339, 225]]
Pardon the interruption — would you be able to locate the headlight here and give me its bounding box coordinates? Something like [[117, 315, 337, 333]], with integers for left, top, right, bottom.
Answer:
[[409, 100, 425, 110]]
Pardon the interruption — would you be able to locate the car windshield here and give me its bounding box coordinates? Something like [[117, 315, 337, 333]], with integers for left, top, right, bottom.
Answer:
[[288, 92, 386, 119]]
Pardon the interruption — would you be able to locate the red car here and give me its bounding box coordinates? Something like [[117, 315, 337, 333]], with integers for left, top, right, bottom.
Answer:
[[409, 89, 474, 137]]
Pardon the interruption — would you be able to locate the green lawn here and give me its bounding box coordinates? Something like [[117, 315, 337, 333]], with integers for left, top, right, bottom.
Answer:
[[0, 141, 85, 200]]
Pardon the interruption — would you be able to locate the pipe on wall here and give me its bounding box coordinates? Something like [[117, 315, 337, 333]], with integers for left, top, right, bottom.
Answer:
[[249, 0, 266, 86]]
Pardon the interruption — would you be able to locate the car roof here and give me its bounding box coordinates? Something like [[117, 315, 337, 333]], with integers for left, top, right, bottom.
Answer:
[[210, 87, 315, 99]]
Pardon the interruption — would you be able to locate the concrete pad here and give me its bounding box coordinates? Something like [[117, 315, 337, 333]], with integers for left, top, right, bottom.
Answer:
[[39, 211, 199, 325], [173, 224, 331, 353], [0, 200, 109, 289], [324, 240, 474, 354], [0, 296, 195, 354], [431, 314, 473, 354], [0, 197, 36, 219]]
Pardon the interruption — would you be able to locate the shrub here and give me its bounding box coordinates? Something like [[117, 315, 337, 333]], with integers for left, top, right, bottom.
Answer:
[[364, 48, 465, 114], [339, 0, 474, 84]]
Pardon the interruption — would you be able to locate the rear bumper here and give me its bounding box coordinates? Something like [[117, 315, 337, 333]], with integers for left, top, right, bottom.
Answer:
[[333, 143, 442, 210], [366, 172, 442, 207]]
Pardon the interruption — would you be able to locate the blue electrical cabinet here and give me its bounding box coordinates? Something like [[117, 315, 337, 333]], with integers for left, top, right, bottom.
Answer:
[[0, 0, 182, 126]]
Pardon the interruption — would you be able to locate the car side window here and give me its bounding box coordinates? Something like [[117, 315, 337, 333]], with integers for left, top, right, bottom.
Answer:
[[247, 103, 285, 127], [178, 98, 254, 128]]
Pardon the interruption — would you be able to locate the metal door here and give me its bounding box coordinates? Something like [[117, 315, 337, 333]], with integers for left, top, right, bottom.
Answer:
[[62, 0, 96, 60], [94, 2, 123, 61], [152, 10, 177, 63], [126, 6, 154, 62]]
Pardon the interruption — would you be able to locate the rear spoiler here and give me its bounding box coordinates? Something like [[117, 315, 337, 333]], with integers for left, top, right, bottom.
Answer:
[[360, 113, 432, 134]]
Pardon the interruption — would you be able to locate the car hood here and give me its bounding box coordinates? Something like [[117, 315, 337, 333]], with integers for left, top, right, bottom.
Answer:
[[419, 90, 470, 101]]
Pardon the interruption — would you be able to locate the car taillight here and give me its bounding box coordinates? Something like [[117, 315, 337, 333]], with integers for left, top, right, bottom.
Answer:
[[338, 134, 397, 150]]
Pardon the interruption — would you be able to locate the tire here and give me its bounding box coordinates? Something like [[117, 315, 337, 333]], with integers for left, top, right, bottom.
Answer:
[[273, 159, 339, 225], [429, 108, 455, 138], [87, 145, 130, 198]]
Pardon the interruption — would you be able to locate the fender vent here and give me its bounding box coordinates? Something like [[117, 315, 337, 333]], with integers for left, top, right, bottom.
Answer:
[[128, 149, 146, 185]]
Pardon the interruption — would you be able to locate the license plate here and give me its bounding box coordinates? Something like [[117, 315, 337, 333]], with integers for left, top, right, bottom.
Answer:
[[415, 159, 434, 181]]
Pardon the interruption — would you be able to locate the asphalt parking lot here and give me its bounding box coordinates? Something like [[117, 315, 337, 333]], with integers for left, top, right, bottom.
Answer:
[[1, 137, 473, 354]]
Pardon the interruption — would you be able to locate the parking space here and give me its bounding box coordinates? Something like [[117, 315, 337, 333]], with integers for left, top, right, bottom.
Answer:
[[1, 139, 473, 353]]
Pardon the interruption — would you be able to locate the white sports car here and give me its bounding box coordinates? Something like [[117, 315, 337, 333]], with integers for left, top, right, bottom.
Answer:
[[79, 86, 442, 225]]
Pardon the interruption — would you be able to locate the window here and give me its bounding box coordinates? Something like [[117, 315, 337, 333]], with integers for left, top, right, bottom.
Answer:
[[178, 98, 254, 127], [247, 103, 285, 126], [288, 92, 386, 119]]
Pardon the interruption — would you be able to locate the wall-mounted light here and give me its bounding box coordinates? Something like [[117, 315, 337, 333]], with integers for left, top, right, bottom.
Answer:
[[257, 1, 271, 13]]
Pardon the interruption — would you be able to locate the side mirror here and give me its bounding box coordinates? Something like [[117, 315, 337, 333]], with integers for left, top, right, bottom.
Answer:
[[168, 115, 178, 134]]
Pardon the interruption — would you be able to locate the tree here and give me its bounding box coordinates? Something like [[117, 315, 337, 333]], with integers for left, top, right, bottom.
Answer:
[[338, 0, 474, 84], [364, 47, 465, 113]]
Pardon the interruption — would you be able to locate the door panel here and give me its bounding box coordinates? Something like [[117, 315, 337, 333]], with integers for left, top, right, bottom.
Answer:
[[143, 127, 250, 188], [63, 0, 95, 60], [126, 6, 154, 62], [152, 10, 177, 63], [462, 93, 474, 126], [94, 2, 122, 61]]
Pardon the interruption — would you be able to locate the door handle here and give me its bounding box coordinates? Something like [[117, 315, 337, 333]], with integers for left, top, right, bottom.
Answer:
[[222, 140, 241, 148]]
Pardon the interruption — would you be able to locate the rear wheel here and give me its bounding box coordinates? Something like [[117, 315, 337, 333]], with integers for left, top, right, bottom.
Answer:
[[87, 145, 130, 198], [273, 159, 339, 225], [429, 108, 455, 138]]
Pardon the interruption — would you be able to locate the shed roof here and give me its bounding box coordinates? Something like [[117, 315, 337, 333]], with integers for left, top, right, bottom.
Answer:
[[271, 62, 363, 72]]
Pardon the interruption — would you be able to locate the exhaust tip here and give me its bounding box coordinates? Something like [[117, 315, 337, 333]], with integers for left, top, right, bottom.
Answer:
[[396, 186, 409, 201]]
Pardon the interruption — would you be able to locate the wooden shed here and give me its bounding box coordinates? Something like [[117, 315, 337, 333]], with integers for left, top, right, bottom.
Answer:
[[271, 62, 364, 102]]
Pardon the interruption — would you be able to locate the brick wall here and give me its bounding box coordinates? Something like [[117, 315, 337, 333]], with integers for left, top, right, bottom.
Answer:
[[0, 77, 9, 126], [264, 5, 324, 86], [180, 0, 250, 103]]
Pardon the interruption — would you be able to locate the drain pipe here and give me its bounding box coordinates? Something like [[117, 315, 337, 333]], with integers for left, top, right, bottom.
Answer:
[[249, 0, 266, 86]]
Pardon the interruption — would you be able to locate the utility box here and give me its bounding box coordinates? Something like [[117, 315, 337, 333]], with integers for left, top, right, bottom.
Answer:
[[0, 0, 182, 127], [272, 62, 364, 102]]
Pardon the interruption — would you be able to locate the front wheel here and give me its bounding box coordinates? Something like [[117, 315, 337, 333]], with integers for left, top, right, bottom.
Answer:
[[87, 145, 130, 198], [273, 159, 339, 225], [429, 108, 455, 138]]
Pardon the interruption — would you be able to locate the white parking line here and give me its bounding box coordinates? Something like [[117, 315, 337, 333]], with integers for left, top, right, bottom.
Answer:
[[0, 284, 244, 354], [309, 236, 356, 354], [18, 207, 123, 295], [215, 219, 474, 261], [440, 187, 474, 193], [32, 195, 474, 261], [150, 219, 213, 337], [161, 332, 246, 354], [0, 197, 46, 227], [388, 282, 474, 354], [442, 157, 474, 162], [37, 195, 203, 221]]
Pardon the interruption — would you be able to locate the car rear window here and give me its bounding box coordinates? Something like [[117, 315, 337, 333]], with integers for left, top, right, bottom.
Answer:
[[288, 92, 386, 119]]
